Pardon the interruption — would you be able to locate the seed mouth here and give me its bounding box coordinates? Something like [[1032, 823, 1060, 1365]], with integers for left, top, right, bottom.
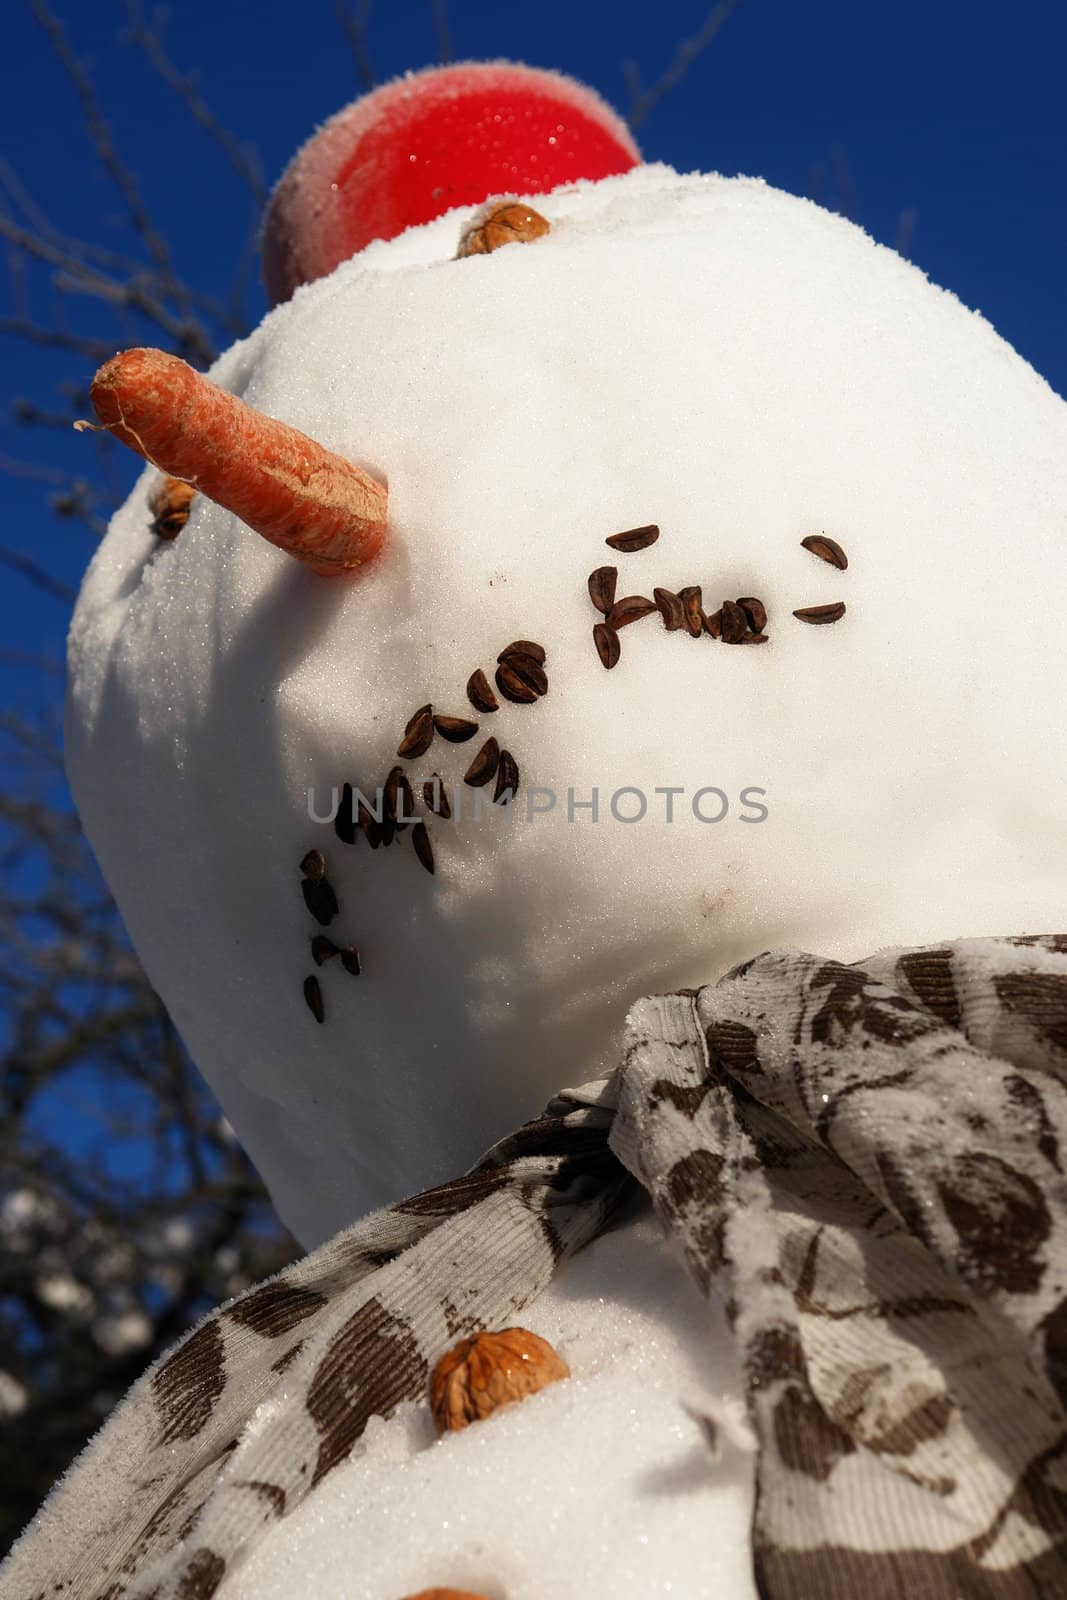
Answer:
[[291, 520, 850, 1021]]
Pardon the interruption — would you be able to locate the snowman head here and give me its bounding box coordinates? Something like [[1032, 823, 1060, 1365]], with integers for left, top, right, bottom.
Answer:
[[67, 66, 1067, 1247]]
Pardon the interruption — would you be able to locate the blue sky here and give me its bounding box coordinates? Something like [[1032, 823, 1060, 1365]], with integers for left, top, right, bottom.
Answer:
[[1, 0, 1065, 716]]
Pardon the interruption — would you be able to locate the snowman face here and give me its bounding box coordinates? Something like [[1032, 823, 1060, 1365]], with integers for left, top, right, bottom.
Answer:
[[67, 167, 1067, 1246]]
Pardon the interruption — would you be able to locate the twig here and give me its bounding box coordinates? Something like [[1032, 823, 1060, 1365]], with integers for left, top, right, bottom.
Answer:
[[0, 544, 77, 605], [0, 215, 215, 366], [0, 212, 226, 355], [0, 650, 65, 677], [123, 1, 267, 206], [626, 0, 745, 130], [0, 315, 115, 362], [0, 453, 74, 486], [334, 0, 375, 91], [50, 265, 215, 366], [894, 207, 918, 258], [28, 0, 185, 299], [621, 59, 643, 109], [830, 147, 856, 223], [430, 0, 453, 64], [0, 157, 151, 280], [0, 711, 70, 762], [0, 456, 109, 537], [12, 399, 82, 430], [223, 216, 262, 330]]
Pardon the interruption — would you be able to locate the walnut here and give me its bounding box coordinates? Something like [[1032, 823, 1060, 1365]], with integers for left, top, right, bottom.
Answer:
[[148, 476, 196, 541], [430, 1326, 569, 1435], [456, 201, 550, 258], [399, 1591, 494, 1600]]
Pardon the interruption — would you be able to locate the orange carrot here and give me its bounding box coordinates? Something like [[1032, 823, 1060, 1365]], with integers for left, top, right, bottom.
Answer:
[[82, 347, 387, 575]]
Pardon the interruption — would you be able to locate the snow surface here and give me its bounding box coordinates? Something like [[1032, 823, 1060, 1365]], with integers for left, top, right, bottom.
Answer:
[[225, 1202, 757, 1600], [67, 164, 1067, 1249], [63, 160, 1067, 1600]]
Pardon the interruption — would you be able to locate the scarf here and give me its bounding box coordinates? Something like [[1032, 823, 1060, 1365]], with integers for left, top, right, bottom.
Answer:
[[3, 932, 1066, 1600]]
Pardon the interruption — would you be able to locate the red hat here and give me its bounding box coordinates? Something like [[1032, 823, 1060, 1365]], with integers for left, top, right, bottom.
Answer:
[[262, 60, 641, 305]]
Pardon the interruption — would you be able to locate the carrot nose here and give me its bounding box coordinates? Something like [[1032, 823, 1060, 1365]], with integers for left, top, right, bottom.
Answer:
[[80, 347, 387, 576]]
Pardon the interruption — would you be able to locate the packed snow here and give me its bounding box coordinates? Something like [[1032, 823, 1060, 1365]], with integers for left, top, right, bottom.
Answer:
[[67, 163, 1067, 1248], [224, 1202, 757, 1600], [62, 159, 1067, 1599]]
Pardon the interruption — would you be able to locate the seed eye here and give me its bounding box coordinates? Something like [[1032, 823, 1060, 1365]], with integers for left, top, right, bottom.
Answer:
[[801, 533, 848, 570], [456, 201, 551, 259], [148, 476, 195, 541], [793, 601, 847, 625], [606, 524, 659, 553]]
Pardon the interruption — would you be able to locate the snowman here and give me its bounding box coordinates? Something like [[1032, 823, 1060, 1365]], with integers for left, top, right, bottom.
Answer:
[[4, 59, 1067, 1600]]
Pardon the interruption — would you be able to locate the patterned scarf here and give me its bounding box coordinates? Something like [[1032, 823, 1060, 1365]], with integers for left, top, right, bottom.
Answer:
[[3, 933, 1066, 1600]]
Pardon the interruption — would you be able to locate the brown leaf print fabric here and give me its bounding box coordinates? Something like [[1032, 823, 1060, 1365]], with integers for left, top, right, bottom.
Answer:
[[3, 935, 1067, 1599]]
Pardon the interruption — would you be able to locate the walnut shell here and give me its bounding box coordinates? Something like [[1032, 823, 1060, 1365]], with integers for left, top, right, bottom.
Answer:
[[148, 475, 196, 540], [430, 1326, 569, 1435], [400, 1591, 493, 1600], [456, 201, 550, 258]]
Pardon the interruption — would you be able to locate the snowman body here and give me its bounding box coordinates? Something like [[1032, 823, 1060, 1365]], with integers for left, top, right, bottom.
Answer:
[[67, 165, 1067, 1249]]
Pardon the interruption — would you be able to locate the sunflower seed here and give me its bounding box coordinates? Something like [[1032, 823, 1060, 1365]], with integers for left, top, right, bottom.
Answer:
[[607, 594, 657, 629], [411, 821, 435, 875], [703, 608, 722, 639], [380, 769, 402, 845], [801, 534, 848, 571], [793, 601, 847, 625], [423, 775, 452, 818], [494, 748, 520, 803], [464, 736, 500, 787], [737, 596, 767, 633], [497, 639, 546, 665], [742, 632, 770, 645], [300, 848, 326, 880], [340, 946, 362, 975], [679, 585, 704, 639], [653, 587, 685, 630], [495, 662, 540, 704], [384, 766, 416, 830], [606, 524, 659, 553], [500, 652, 548, 697], [303, 975, 325, 1024], [720, 600, 749, 645], [466, 668, 499, 714], [594, 621, 621, 669], [397, 703, 434, 759], [434, 714, 480, 743], [334, 782, 358, 845], [588, 566, 619, 615], [311, 935, 339, 965], [358, 800, 383, 849], [302, 875, 339, 926]]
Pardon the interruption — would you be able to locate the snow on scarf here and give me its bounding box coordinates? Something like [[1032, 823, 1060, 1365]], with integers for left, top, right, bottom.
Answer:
[[4, 932, 1067, 1600]]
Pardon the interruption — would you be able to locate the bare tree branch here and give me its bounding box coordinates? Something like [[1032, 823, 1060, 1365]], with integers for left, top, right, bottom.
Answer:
[[0, 315, 115, 362], [334, 0, 376, 91], [895, 207, 918, 258], [0, 650, 65, 677], [0, 542, 78, 604], [0, 157, 154, 280], [830, 147, 857, 223], [0, 725, 297, 1553], [28, 0, 187, 305], [430, 0, 454, 64], [123, 1, 268, 206], [626, 0, 745, 130], [0, 212, 216, 367]]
